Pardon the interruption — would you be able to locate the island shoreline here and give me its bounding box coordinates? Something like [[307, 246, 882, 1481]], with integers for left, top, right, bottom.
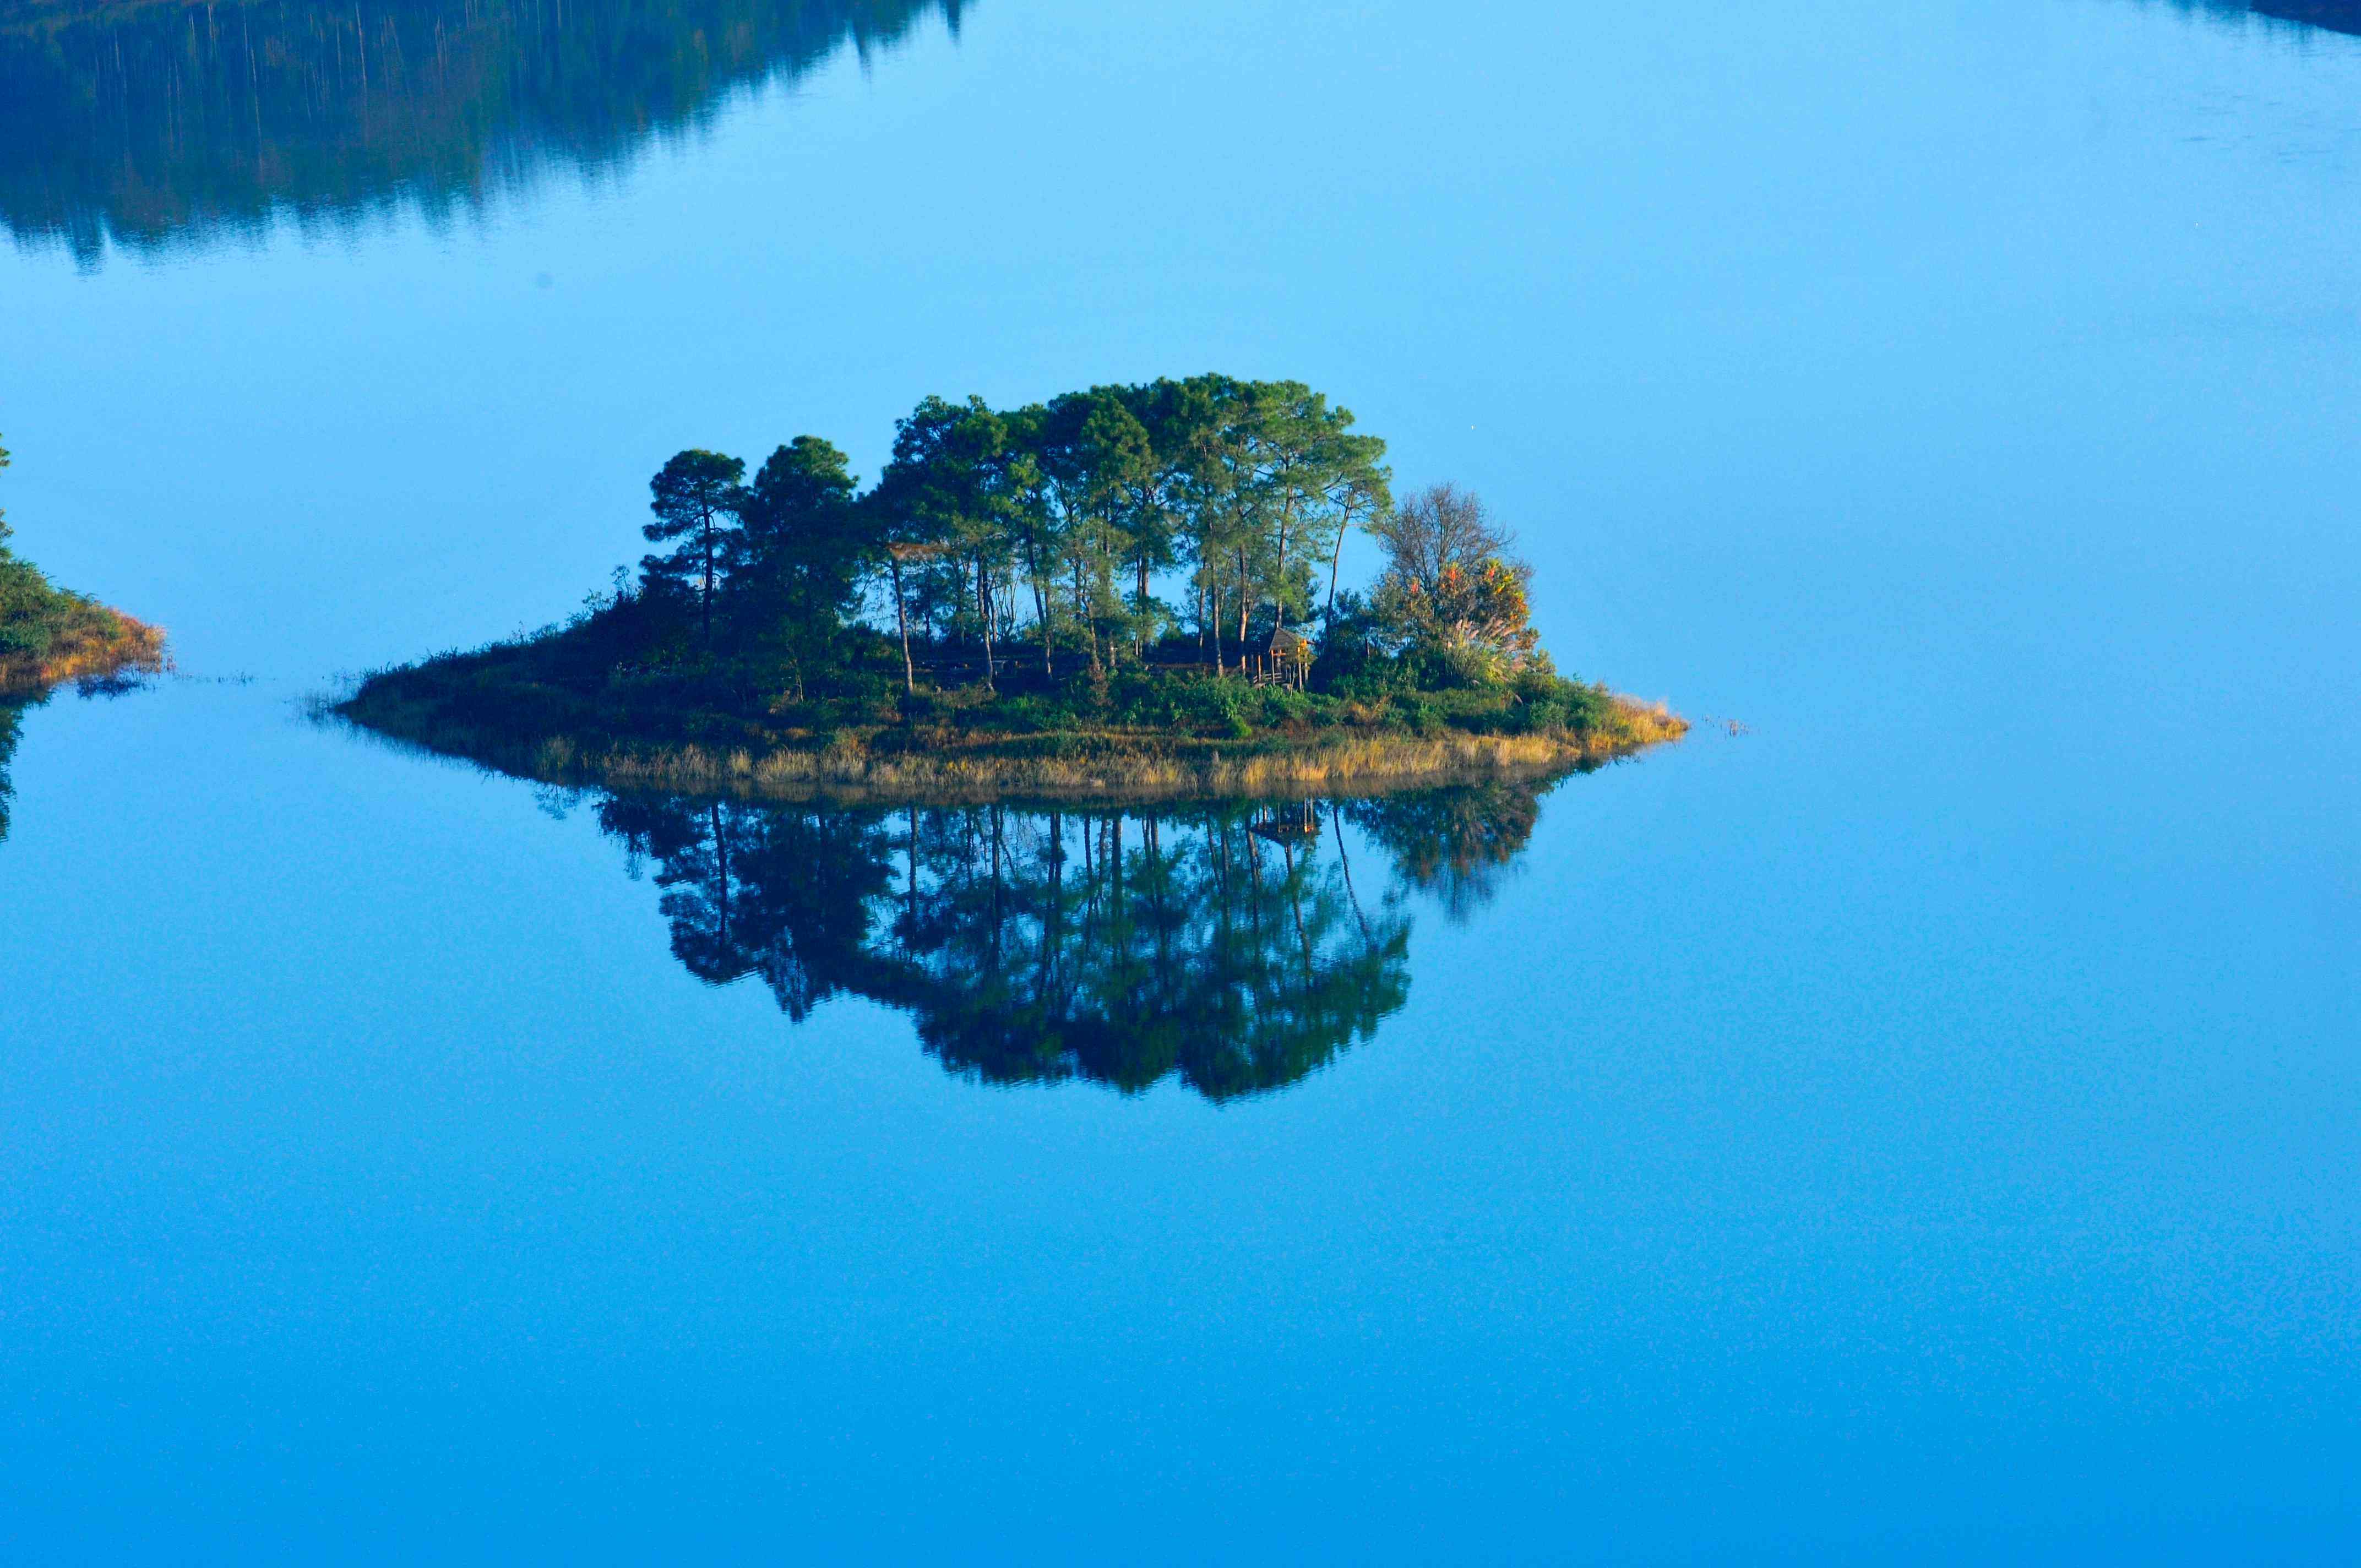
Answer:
[[333, 689, 1686, 807]]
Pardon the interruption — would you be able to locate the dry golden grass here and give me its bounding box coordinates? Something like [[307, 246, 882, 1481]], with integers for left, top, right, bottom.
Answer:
[[351, 691, 1687, 806], [0, 609, 169, 695]]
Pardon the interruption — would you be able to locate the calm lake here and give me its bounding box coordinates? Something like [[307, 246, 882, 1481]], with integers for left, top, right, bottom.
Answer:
[[2, 0, 2357, 1559]]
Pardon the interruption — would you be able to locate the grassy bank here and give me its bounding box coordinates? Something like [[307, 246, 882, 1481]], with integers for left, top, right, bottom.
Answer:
[[0, 585, 167, 696], [336, 636, 1684, 804]]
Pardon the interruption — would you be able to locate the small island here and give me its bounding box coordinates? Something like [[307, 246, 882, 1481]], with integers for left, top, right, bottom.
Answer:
[[341, 376, 1683, 801]]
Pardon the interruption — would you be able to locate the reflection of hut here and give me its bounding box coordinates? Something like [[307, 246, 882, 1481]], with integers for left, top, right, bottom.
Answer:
[[1249, 800, 1323, 845]]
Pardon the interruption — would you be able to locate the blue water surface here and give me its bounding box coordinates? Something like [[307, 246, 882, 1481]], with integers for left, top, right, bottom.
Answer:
[[1, 0, 2356, 1559]]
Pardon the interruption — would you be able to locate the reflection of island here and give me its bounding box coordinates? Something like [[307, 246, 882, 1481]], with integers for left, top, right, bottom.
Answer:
[[0, 0, 964, 260], [589, 781, 1551, 1099]]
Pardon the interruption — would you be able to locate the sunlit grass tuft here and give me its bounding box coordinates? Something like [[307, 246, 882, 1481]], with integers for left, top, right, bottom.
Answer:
[[0, 606, 169, 695]]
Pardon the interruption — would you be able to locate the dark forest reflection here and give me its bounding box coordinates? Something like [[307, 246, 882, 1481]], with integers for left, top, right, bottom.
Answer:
[[0, 702, 25, 842], [2164, 0, 2361, 37], [2245, 1, 2361, 35], [590, 781, 1554, 1100], [0, 0, 964, 260]]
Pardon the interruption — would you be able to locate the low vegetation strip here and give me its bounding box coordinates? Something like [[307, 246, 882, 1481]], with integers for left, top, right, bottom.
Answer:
[[340, 672, 1684, 804]]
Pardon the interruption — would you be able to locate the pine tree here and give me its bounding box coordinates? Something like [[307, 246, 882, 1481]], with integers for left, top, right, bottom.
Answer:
[[642, 449, 746, 646]]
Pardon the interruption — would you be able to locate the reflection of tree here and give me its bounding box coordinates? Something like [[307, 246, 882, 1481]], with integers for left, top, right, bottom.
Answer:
[[1342, 782, 1542, 925], [866, 807, 1410, 1099], [597, 794, 893, 1020], [587, 785, 1552, 1100], [0, 701, 27, 842], [0, 0, 962, 261]]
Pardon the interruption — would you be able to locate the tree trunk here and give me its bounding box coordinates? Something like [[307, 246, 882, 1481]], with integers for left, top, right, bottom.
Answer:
[[1134, 553, 1151, 658], [700, 516, 715, 646], [1272, 513, 1291, 655], [889, 554, 915, 696], [1073, 558, 1100, 676], [1325, 516, 1348, 633], [976, 555, 997, 693], [1236, 546, 1249, 646], [1028, 549, 1052, 678]]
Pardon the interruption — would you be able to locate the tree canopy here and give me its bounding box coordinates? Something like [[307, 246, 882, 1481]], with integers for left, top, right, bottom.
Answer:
[[1362, 483, 1541, 677], [643, 449, 746, 644], [599, 374, 1530, 704]]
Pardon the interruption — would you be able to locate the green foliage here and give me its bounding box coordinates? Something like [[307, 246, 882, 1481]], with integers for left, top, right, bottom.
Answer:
[[860, 374, 1392, 674], [731, 435, 867, 700], [0, 553, 62, 661], [641, 448, 745, 642], [1364, 484, 1543, 680]]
